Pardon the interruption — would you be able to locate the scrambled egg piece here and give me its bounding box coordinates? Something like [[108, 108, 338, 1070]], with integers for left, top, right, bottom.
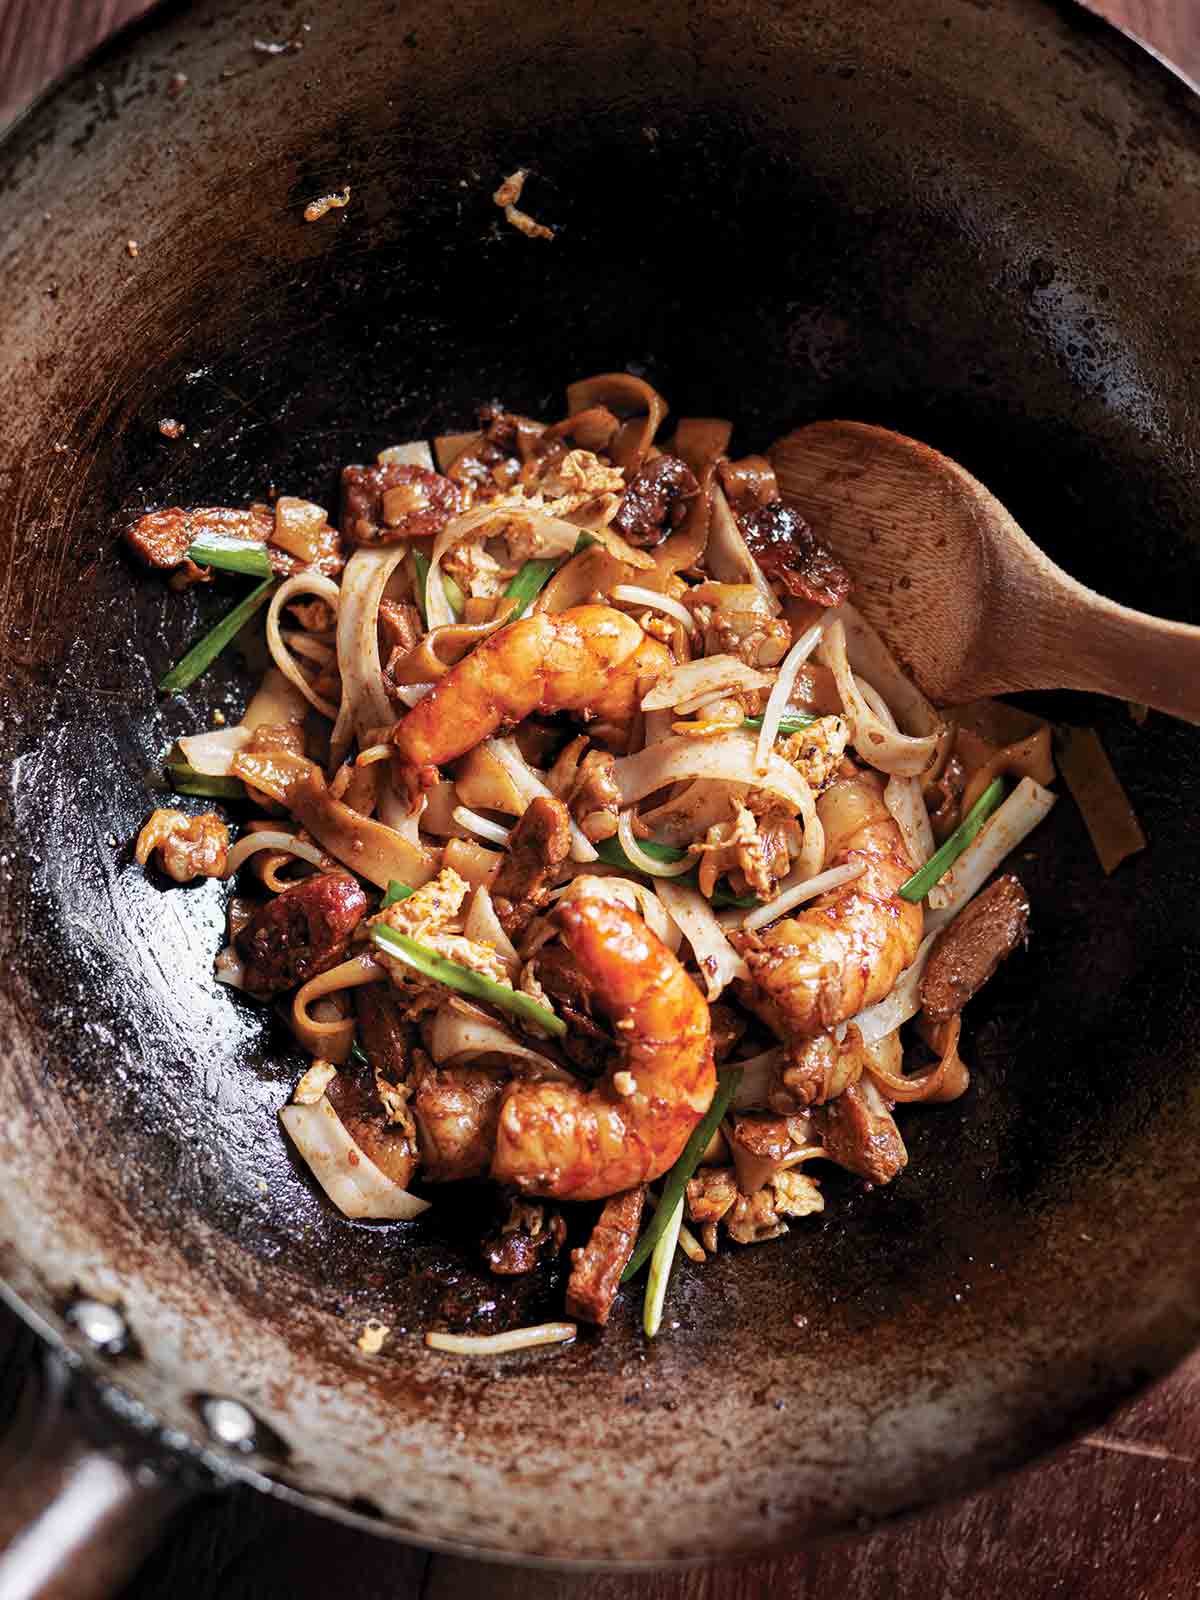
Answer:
[[370, 867, 511, 1011], [777, 715, 849, 794], [689, 802, 790, 900], [135, 809, 229, 883]]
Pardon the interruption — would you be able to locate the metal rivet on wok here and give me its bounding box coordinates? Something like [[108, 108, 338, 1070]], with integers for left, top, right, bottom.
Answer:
[[66, 1299, 129, 1355], [199, 1395, 259, 1451]]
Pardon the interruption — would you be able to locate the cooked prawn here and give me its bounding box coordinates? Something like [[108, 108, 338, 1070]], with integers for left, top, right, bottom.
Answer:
[[491, 893, 714, 1201], [735, 763, 923, 1039], [391, 604, 670, 777]]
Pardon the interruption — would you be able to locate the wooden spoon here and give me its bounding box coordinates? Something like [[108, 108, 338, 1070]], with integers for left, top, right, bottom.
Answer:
[[769, 421, 1200, 723]]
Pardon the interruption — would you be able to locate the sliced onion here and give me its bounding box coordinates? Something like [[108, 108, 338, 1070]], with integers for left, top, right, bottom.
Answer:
[[616, 808, 693, 877], [610, 584, 696, 634], [225, 828, 327, 877], [483, 738, 597, 863], [267, 574, 342, 718], [272, 497, 328, 563], [839, 602, 941, 737], [280, 629, 335, 664], [654, 881, 748, 1000], [429, 1002, 569, 1079], [377, 439, 435, 469], [290, 770, 437, 890], [706, 484, 779, 611], [453, 804, 512, 848], [925, 777, 1057, 934], [424, 1323, 575, 1354], [642, 654, 774, 712], [280, 1097, 430, 1220], [860, 1019, 963, 1104], [177, 726, 253, 776], [739, 860, 866, 933], [330, 546, 410, 766], [729, 1047, 784, 1109], [755, 616, 829, 772], [817, 618, 941, 777], [181, 667, 312, 779], [462, 886, 521, 974]]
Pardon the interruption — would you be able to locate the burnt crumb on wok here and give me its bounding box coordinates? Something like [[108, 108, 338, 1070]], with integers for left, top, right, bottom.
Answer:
[[304, 186, 350, 222], [493, 168, 554, 240], [125, 370, 1063, 1344]]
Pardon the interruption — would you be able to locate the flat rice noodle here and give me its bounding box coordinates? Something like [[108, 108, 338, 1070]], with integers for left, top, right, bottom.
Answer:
[[818, 619, 940, 777], [839, 602, 941, 738], [230, 748, 318, 806], [266, 573, 342, 719], [289, 769, 438, 889], [429, 1001, 570, 1081], [279, 1097, 429, 1220], [860, 1020, 962, 1104], [453, 745, 527, 814], [331, 546, 410, 766], [483, 738, 597, 862], [654, 881, 747, 999], [913, 1014, 970, 1103], [417, 779, 464, 836], [855, 676, 937, 877], [851, 931, 937, 1044], [653, 420, 731, 575], [564, 372, 668, 471], [642, 655, 774, 712], [178, 667, 309, 776], [390, 615, 509, 684], [443, 836, 503, 888], [706, 484, 780, 612], [787, 661, 844, 715], [291, 954, 385, 1063], [960, 725, 1056, 816], [434, 431, 482, 472], [1056, 726, 1145, 876]]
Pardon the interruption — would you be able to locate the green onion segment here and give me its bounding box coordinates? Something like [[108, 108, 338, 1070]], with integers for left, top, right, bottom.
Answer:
[[741, 712, 818, 735], [623, 1067, 743, 1283], [594, 836, 757, 910], [159, 578, 276, 693], [897, 777, 1006, 903], [185, 533, 273, 579], [370, 923, 566, 1037], [380, 880, 416, 909], [166, 764, 246, 799], [642, 1196, 684, 1338]]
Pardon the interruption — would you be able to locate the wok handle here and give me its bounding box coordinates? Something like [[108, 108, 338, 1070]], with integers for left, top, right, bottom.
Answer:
[[0, 1338, 198, 1599]]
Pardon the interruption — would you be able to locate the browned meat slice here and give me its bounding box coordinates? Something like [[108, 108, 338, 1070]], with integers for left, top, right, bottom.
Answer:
[[377, 599, 422, 660], [446, 406, 547, 497], [566, 748, 621, 843], [543, 405, 621, 453], [612, 454, 698, 548], [684, 1166, 739, 1225], [564, 1185, 645, 1325], [926, 752, 966, 842], [325, 1058, 418, 1190], [341, 462, 462, 544], [126, 503, 344, 579], [125, 505, 273, 569], [411, 1059, 504, 1181], [920, 873, 1030, 1022], [353, 983, 410, 1080], [482, 1198, 566, 1275], [708, 1001, 747, 1064], [491, 795, 571, 936], [235, 871, 368, 998], [734, 499, 851, 608], [814, 1078, 907, 1185]]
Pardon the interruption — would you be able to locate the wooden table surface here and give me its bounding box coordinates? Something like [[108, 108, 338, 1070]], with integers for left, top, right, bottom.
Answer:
[[2, 2, 1199, 1595]]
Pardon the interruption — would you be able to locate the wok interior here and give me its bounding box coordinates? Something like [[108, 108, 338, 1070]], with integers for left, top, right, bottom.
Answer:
[[1, 0, 1199, 1562]]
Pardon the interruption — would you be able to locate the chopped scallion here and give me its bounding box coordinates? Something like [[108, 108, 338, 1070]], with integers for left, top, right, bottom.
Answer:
[[443, 572, 466, 617], [643, 1195, 684, 1339], [185, 533, 273, 579], [380, 880, 415, 909], [503, 557, 559, 612], [897, 777, 1006, 903], [348, 1041, 370, 1069], [370, 924, 566, 1037], [158, 577, 276, 693], [166, 764, 246, 799], [412, 551, 431, 627], [741, 712, 819, 735], [622, 1067, 742, 1283]]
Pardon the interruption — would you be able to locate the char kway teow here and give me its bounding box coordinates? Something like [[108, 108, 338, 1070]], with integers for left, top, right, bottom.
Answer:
[[127, 372, 1067, 1350]]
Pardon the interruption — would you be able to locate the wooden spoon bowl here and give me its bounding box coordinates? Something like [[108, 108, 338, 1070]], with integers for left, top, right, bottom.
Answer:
[[770, 421, 1200, 722]]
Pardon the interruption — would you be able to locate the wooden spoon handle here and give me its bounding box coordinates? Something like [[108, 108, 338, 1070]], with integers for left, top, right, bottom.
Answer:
[[989, 559, 1200, 723]]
